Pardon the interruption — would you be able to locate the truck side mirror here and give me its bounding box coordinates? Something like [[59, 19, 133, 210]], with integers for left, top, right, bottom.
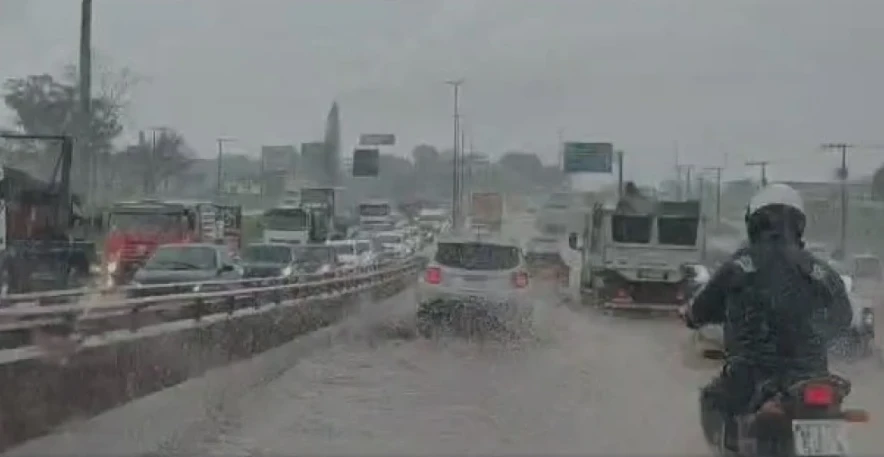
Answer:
[[568, 233, 579, 250]]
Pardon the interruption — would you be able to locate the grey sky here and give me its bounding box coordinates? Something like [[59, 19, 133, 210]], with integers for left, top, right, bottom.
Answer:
[[2, 0, 883, 186]]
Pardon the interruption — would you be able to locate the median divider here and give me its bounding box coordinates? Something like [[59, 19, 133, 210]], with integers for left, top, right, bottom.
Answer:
[[0, 256, 423, 452]]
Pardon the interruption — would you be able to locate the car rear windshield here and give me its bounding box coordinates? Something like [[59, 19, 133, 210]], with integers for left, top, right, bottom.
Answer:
[[144, 246, 217, 270], [657, 217, 699, 246], [435, 242, 520, 271], [331, 244, 355, 256], [525, 252, 564, 266], [293, 246, 333, 263], [611, 215, 652, 243], [241, 245, 292, 263]]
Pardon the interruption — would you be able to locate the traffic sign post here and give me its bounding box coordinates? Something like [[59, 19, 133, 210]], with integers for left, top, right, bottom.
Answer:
[[563, 142, 614, 173]]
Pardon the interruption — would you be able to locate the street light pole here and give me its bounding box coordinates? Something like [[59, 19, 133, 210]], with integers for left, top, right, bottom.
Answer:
[[79, 0, 93, 211], [704, 166, 724, 225], [216, 137, 236, 201], [676, 164, 695, 200], [822, 143, 854, 259], [445, 79, 464, 229]]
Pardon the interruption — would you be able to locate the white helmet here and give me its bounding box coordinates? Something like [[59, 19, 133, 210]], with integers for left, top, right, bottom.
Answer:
[[748, 183, 804, 217], [745, 183, 806, 242]]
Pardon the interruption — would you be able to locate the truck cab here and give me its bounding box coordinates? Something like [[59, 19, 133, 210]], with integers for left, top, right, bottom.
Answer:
[[103, 199, 241, 286], [570, 199, 706, 312], [262, 206, 311, 244], [357, 199, 395, 232]]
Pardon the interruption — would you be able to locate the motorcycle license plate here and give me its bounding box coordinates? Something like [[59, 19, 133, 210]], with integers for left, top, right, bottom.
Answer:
[[791, 419, 848, 456]]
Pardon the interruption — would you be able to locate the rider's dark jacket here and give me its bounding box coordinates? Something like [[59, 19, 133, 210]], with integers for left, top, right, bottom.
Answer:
[[687, 233, 853, 400]]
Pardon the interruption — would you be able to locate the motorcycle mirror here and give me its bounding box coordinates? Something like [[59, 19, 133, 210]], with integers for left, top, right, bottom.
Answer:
[[701, 349, 726, 360]]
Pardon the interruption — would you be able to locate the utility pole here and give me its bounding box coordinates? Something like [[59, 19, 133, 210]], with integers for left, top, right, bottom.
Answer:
[[673, 141, 682, 199], [149, 130, 157, 195], [459, 118, 469, 208], [676, 164, 695, 200], [746, 160, 770, 186], [216, 137, 236, 202], [616, 150, 625, 199], [822, 143, 854, 259], [79, 0, 93, 213], [145, 126, 168, 196], [445, 79, 464, 230], [704, 166, 724, 225]]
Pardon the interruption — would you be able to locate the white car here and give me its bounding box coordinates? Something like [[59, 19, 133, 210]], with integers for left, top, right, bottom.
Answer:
[[524, 237, 572, 302], [327, 239, 375, 269], [416, 234, 533, 336], [374, 231, 413, 258], [835, 274, 875, 357]]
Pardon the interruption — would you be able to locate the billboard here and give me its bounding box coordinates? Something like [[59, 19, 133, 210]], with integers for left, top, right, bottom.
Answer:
[[261, 145, 296, 173], [352, 148, 380, 177], [563, 142, 614, 173], [358, 133, 396, 146]]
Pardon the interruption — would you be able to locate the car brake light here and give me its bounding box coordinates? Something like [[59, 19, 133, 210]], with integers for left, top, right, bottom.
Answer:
[[425, 267, 442, 285], [513, 271, 529, 288], [803, 383, 835, 406]]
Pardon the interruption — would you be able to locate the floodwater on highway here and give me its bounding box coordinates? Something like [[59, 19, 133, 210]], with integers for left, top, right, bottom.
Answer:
[[155, 291, 711, 456], [143, 286, 884, 456], [14, 216, 884, 456]]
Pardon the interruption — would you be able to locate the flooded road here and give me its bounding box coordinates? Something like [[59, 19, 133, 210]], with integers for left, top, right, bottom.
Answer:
[[10, 215, 884, 456], [158, 290, 710, 455]]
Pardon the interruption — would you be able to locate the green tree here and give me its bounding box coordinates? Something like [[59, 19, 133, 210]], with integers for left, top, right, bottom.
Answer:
[[112, 129, 195, 196], [3, 62, 138, 192]]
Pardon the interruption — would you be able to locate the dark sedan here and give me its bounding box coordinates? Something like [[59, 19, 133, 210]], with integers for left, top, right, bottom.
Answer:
[[128, 243, 243, 297], [241, 243, 339, 281]]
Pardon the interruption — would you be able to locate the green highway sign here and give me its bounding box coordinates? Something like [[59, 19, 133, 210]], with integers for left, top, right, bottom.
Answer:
[[352, 148, 380, 177], [563, 142, 614, 173]]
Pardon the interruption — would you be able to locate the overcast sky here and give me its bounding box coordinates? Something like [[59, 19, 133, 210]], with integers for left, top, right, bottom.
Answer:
[[2, 0, 884, 186]]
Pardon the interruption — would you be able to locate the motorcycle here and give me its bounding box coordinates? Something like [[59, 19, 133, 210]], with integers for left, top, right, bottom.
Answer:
[[699, 348, 869, 457]]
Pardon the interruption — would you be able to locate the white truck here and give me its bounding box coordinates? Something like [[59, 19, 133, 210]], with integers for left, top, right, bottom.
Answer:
[[357, 199, 397, 232], [261, 205, 311, 244], [568, 198, 706, 313]]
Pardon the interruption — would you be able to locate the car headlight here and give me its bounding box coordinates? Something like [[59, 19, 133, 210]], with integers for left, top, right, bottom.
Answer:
[[192, 284, 202, 293], [107, 261, 118, 274], [281, 266, 293, 277]]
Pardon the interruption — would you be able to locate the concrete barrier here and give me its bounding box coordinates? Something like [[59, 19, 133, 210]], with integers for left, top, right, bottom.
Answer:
[[0, 265, 417, 451]]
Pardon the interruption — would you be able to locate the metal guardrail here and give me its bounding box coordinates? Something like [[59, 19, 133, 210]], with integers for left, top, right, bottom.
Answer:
[[0, 257, 422, 350], [0, 260, 403, 307]]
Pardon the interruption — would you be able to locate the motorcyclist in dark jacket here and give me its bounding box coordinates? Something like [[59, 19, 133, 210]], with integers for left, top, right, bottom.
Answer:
[[680, 183, 853, 450]]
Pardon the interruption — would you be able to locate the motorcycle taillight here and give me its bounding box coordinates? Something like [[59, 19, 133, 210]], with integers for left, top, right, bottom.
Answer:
[[803, 383, 835, 406]]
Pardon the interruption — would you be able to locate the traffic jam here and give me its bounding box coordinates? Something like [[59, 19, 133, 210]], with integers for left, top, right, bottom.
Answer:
[[79, 190, 439, 299]]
